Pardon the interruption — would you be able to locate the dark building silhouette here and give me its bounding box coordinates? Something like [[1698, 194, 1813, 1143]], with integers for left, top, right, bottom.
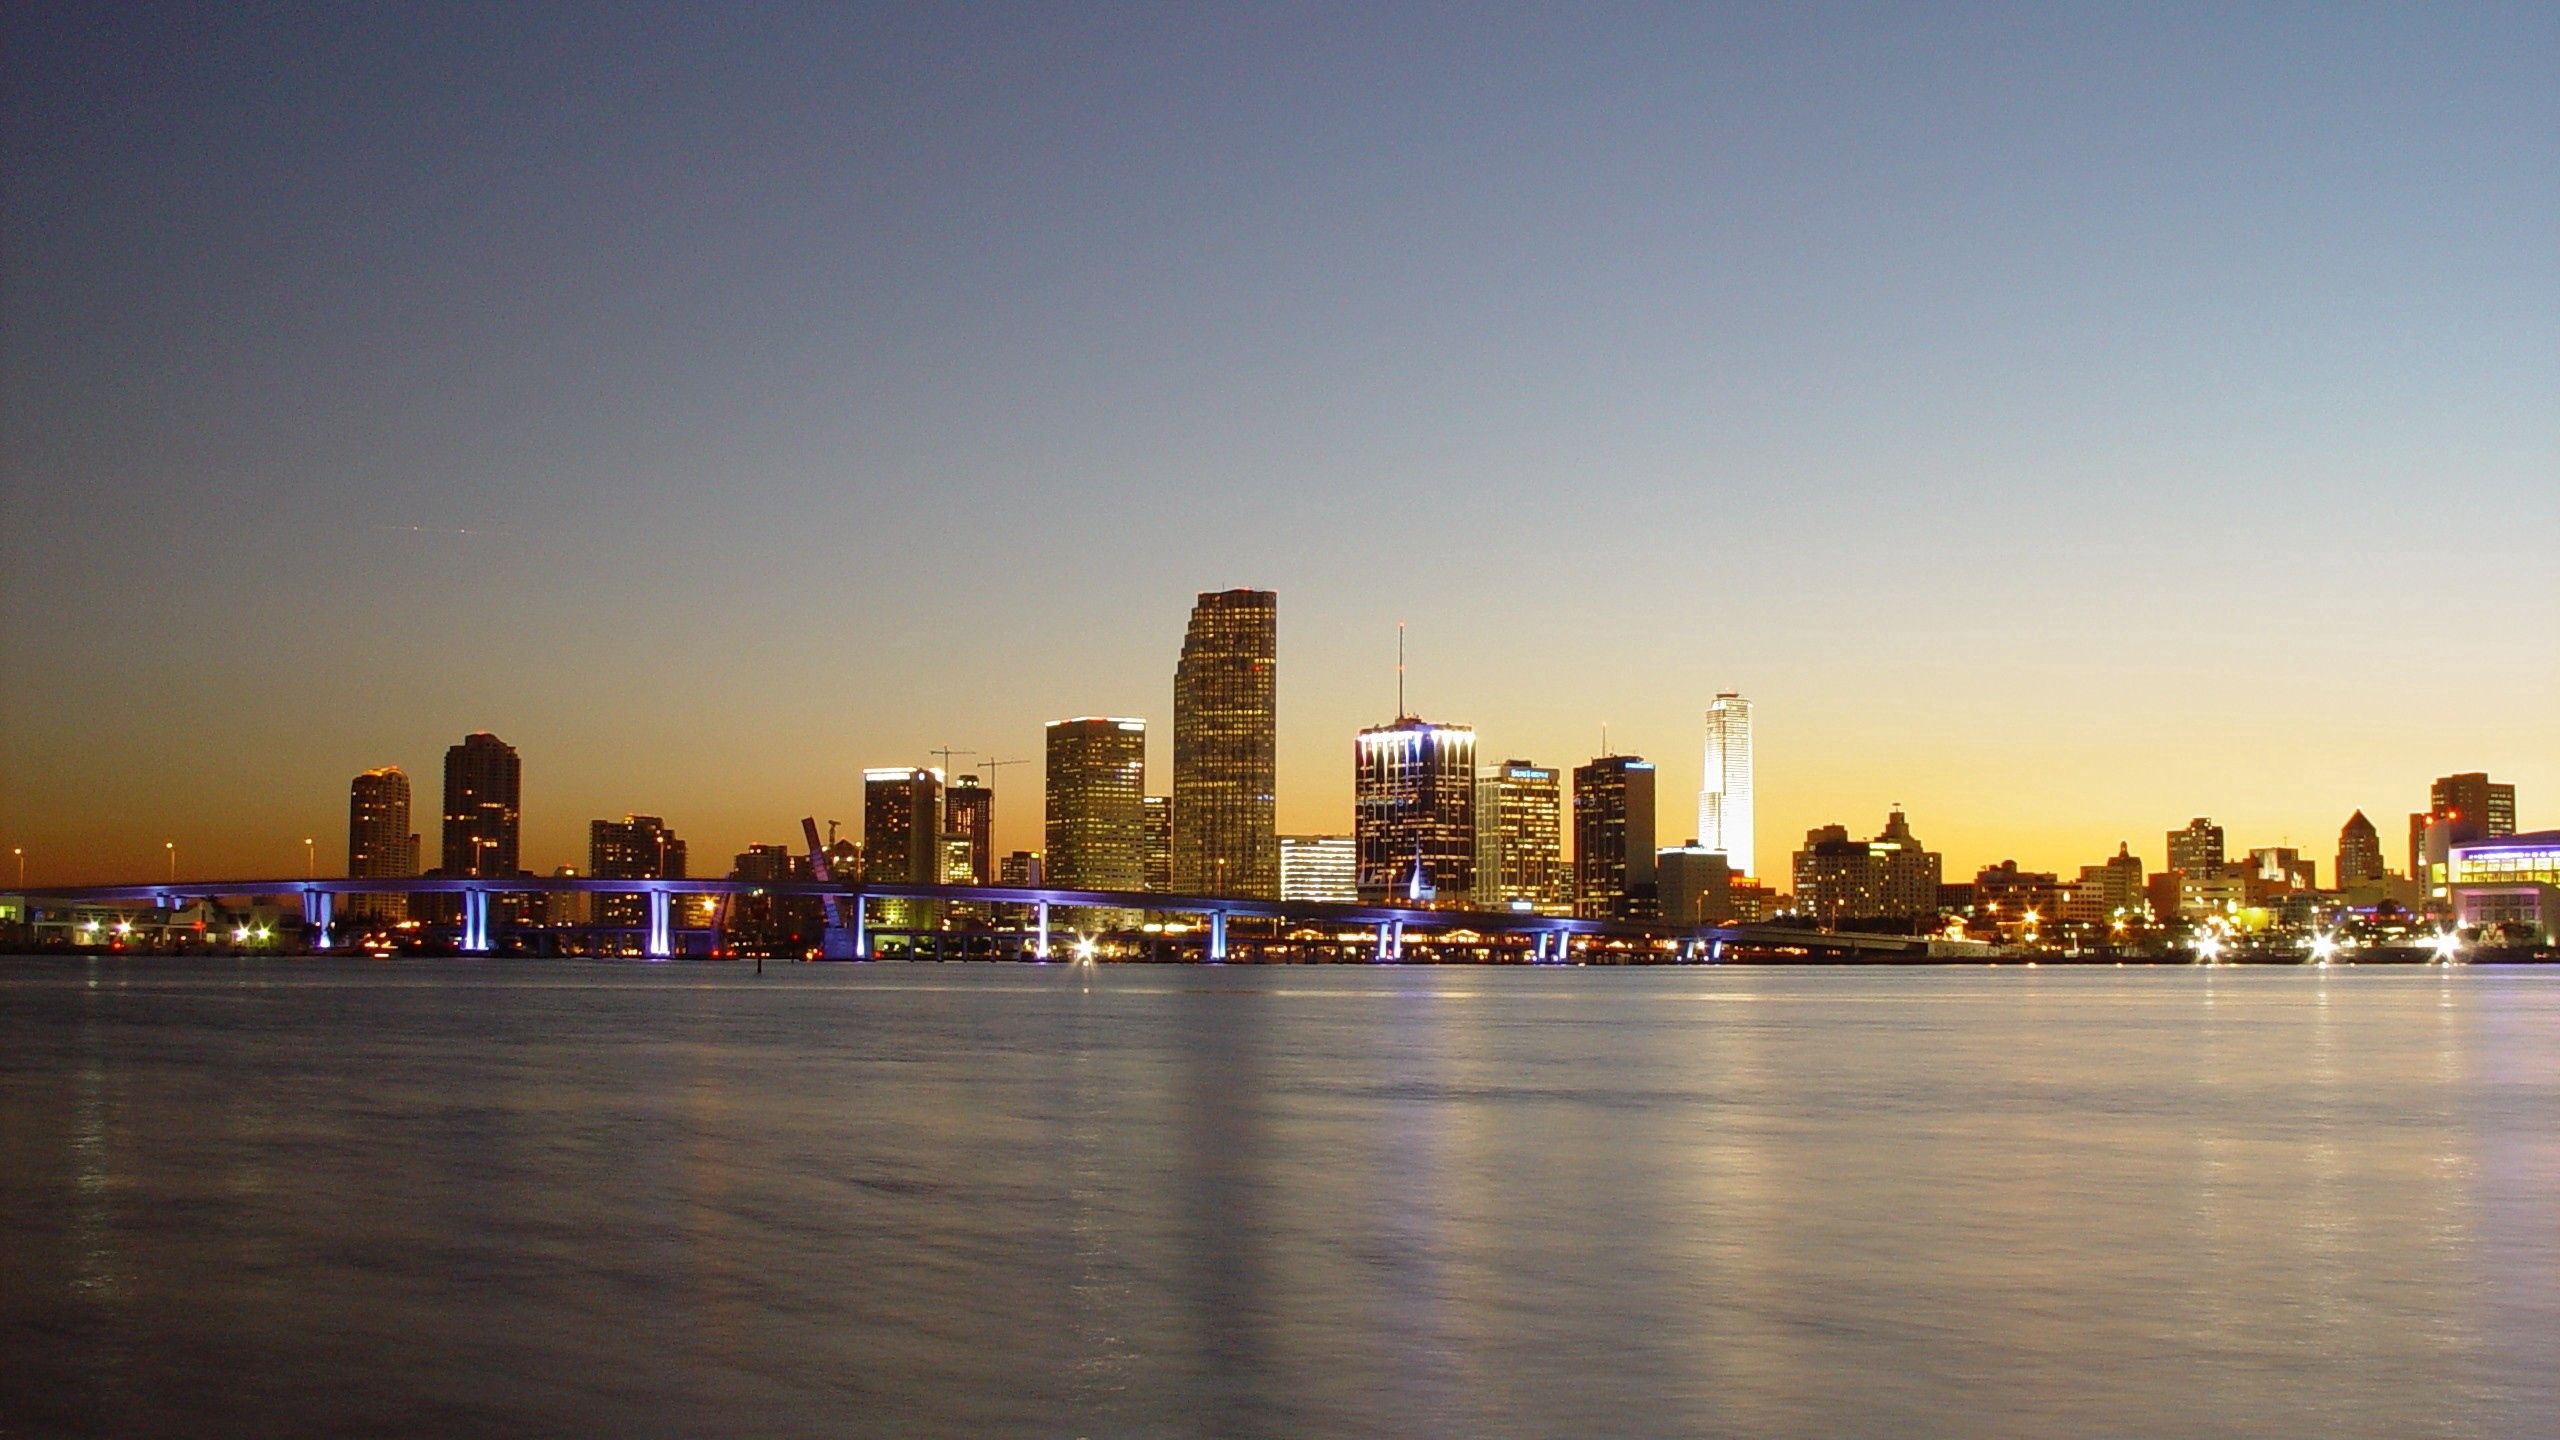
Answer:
[[1573, 755, 1657, 919], [346, 765, 418, 922], [590, 814, 685, 929], [441, 732, 521, 880]]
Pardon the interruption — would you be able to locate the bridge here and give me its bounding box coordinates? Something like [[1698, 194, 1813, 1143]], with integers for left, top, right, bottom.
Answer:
[[9, 875, 1931, 962]]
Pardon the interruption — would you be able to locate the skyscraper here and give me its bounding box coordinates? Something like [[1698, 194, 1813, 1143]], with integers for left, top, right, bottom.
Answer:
[[1697, 693, 1754, 878], [590, 815, 686, 930], [441, 732, 521, 880], [1575, 755, 1657, 919], [1172, 589, 1278, 898], [1353, 716, 1476, 903], [1474, 760, 1568, 913], [2337, 811, 2384, 888], [346, 765, 418, 921], [862, 768, 943, 885], [1044, 718, 1147, 891], [945, 774, 993, 885], [1142, 795, 1174, 892], [2166, 817, 2225, 876], [2412, 772, 2517, 885]]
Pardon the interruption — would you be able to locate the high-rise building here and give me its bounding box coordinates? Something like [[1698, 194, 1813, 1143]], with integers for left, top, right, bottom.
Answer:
[[1142, 796, 1174, 892], [2411, 773, 2518, 885], [1574, 755, 1658, 919], [590, 814, 686, 929], [1697, 693, 1755, 878], [1044, 718, 1147, 891], [2060, 842, 2146, 926], [441, 732, 521, 880], [997, 850, 1044, 887], [1656, 845, 1734, 927], [862, 768, 943, 885], [1279, 835, 1358, 903], [1474, 760, 1568, 913], [1354, 716, 1476, 902], [944, 775, 993, 885], [1173, 589, 1278, 899], [1790, 811, 1944, 927], [1870, 808, 1942, 919], [2337, 810, 2384, 889], [346, 765, 419, 922], [2166, 817, 2225, 876]]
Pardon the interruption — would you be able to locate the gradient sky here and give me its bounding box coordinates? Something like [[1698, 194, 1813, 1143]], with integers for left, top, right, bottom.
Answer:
[[4, 2, 2554, 888]]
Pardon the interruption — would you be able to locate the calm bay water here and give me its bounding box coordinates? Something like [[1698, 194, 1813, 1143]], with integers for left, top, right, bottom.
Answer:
[[2, 957, 2555, 1438]]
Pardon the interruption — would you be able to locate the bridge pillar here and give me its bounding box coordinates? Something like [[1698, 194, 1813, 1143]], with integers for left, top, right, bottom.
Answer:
[[461, 887, 492, 954], [1035, 901, 1051, 960], [302, 889, 334, 950], [852, 895, 869, 959], [1374, 922, 1391, 962], [647, 889, 673, 959], [1208, 911, 1228, 962]]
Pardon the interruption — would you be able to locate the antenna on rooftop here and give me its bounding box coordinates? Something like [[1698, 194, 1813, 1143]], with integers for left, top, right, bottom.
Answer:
[[1397, 621, 1406, 718]]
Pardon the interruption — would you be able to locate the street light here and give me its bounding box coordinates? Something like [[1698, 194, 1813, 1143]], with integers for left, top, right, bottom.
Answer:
[[304, 838, 316, 879], [165, 841, 176, 884], [11, 847, 21, 889]]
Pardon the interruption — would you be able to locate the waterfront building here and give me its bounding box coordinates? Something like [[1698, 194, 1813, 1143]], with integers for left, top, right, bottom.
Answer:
[[1697, 693, 1754, 878], [2245, 847, 2317, 896], [2166, 817, 2224, 877], [1172, 589, 1278, 899], [346, 765, 418, 922], [945, 775, 993, 885], [1728, 877, 1777, 922], [1656, 844, 1734, 927], [1971, 860, 2063, 923], [1143, 796, 1174, 892], [1474, 760, 1568, 913], [863, 769, 944, 885], [1574, 755, 1658, 919], [2336, 811, 2384, 889], [1354, 716, 1476, 903], [1045, 718, 1147, 891], [2448, 830, 2560, 942], [589, 815, 686, 930], [1279, 835, 1357, 903], [2060, 843, 2146, 927], [1790, 811, 1943, 927], [2412, 772, 2519, 883], [441, 732, 522, 880]]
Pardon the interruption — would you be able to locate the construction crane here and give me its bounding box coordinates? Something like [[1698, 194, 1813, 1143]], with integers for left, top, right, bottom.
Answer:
[[975, 757, 1030, 785], [927, 746, 975, 776]]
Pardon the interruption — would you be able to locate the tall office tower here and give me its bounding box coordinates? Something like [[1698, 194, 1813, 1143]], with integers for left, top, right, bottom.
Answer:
[[1172, 589, 1279, 898], [1044, 718, 1148, 891], [862, 768, 944, 884], [945, 775, 993, 885], [1574, 755, 1658, 919], [2166, 817, 2225, 876], [1142, 796, 1174, 892], [1354, 716, 1477, 902], [589, 814, 686, 929], [346, 765, 419, 922], [442, 732, 522, 879], [1697, 693, 1755, 878], [2411, 773, 2517, 882], [1475, 760, 1568, 913], [2336, 811, 2384, 888], [1791, 811, 1946, 927], [1278, 835, 1358, 903]]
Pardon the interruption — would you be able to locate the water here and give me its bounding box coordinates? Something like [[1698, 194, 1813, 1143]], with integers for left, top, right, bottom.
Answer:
[[3, 958, 2555, 1439]]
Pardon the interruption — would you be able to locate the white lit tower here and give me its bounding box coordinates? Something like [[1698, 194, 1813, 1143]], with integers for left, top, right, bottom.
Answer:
[[1697, 692, 1754, 878]]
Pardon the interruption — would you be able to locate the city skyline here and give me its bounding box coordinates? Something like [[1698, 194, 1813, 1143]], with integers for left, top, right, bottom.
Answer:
[[3, 6, 2554, 886]]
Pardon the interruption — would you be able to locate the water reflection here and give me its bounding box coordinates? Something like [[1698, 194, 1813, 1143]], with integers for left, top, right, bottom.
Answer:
[[2, 959, 2555, 1438]]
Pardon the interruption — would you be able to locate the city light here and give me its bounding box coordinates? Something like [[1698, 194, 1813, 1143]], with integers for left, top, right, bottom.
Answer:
[[2431, 930, 2463, 964], [1071, 935, 1098, 963], [2194, 933, 2224, 963], [2308, 933, 2338, 965]]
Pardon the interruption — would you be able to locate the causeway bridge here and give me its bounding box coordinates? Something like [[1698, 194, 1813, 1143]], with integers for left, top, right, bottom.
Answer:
[[9, 875, 1932, 962]]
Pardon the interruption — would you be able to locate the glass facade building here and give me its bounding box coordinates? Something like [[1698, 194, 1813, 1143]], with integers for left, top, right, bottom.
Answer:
[[1574, 755, 1657, 919], [1045, 718, 1148, 892], [1172, 589, 1278, 898], [1697, 693, 1754, 879], [1475, 760, 1568, 913], [1279, 835, 1358, 903]]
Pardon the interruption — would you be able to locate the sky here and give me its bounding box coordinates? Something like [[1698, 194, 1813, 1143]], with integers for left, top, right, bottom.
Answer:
[[3, 2, 2554, 888]]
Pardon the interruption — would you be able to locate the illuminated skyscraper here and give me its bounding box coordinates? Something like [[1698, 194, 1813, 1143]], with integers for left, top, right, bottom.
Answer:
[[945, 774, 993, 884], [2336, 810, 2384, 888], [862, 768, 943, 885], [1172, 589, 1278, 898], [1045, 718, 1147, 891], [441, 732, 521, 880], [1697, 694, 1754, 878], [2166, 817, 2225, 876], [1574, 754, 1658, 919], [1354, 716, 1476, 902], [346, 765, 418, 921], [1474, 760, 1568, 913], [1142, 795, 1174, 892], [590, 815, 686, 929], [1279, 835, 1357, 903]]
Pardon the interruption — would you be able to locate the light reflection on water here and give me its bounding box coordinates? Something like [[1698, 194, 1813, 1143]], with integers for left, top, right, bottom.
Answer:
[[3, 957, 2556, 1438]]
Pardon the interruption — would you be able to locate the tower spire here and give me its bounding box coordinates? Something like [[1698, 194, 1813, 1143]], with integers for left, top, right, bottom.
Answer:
[[1397, 620, 1406, 719]]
